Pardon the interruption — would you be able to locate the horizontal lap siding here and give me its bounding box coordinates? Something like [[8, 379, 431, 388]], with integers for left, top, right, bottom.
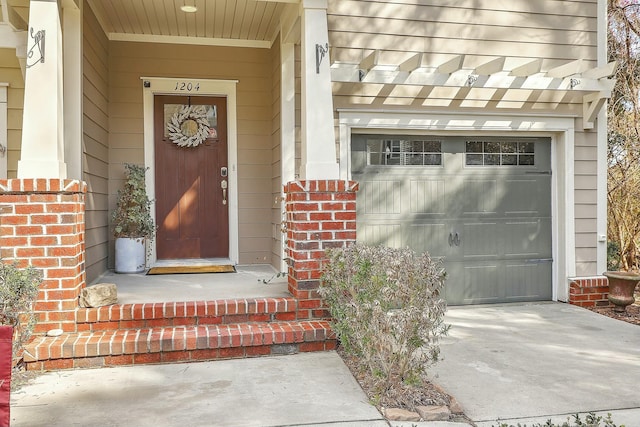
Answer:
[[328, 0, 599, 275], [0, 48, 24, 178], [108, 42, 274, 265], [271, 37, 283, 270], [83, 4, 110, 283]]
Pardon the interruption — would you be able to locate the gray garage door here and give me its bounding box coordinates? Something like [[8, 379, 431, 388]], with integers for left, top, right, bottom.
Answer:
[[352, 135, 552, 305]]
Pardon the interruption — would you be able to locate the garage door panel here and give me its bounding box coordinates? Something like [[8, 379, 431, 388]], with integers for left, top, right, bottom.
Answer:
[[462, 179, 498, 215], [361, 180, 402, 214], [461, 222, 498, 259], [504, 178, 551, 216], [461, 263, 501, 304], [504, 261, 552, 301], [358, 223, 403, 248], [503, 219, 552, 258], [409, 223, 451, 258], [410, 179, 446, 215]]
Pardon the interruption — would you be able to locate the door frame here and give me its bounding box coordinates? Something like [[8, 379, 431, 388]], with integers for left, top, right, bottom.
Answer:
[[141, 77, 239, 266], [338, 110, 580, 303]]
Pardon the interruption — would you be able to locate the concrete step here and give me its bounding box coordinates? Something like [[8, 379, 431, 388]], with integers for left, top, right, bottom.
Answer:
[[24, 320, 336, 371], [75, 297, 298, 332]]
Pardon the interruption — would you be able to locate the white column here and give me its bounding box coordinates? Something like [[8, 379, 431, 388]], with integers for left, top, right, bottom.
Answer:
[[595, 0, 608, 274], [63, 1, 82, 180], [299, 0, 339, 180], [18, 0, 67, 179]]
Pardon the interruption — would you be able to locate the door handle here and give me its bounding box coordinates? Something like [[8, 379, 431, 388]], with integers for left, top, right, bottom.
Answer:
[[448, 232, 454, 247], [454, 232, 461, 246], [221, 180, 228, 205]]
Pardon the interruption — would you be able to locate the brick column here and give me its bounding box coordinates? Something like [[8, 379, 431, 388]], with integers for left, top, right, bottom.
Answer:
[[0, 179, 86, 334], [284, 180, 359, 319], [568, 276, 610, 307]]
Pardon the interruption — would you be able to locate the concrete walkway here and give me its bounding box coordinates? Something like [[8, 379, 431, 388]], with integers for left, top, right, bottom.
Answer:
[[429, 302, 640, 426], [11, 352, 388, 427], [11, 302, 640, 426]]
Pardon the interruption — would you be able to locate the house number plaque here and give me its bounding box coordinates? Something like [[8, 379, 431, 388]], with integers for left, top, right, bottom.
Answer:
[[174, 81, 201, 92]]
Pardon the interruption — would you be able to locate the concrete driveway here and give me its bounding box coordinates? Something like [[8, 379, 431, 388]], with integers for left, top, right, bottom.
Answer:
[[429, 302, 640, 426]]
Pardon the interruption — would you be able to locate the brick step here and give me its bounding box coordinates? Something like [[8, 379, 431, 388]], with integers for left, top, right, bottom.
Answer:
[[24, 321, 336, 371], [76, 297, 298, 332]]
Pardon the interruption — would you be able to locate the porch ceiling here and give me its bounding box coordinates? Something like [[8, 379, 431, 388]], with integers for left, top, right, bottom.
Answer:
[[86, 0, 297, 48]]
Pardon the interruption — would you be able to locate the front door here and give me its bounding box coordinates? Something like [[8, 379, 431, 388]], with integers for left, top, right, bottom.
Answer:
[[154, 95, 229, 259]]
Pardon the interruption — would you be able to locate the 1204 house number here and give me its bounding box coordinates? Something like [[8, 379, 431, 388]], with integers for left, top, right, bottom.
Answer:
[[174, 82, 200, 92]]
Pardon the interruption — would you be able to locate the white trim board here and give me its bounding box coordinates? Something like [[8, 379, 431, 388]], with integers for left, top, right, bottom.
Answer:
[[338, 110, 577, 302], [141, 77, 240, 266]]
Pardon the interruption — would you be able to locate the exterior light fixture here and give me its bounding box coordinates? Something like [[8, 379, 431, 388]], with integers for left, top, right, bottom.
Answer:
[[180, 1, 197, 13]]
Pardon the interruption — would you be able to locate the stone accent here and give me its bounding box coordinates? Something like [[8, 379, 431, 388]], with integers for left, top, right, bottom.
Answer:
[[383, 408, 420, 421], [0, 179, 86, 334], [416, 405, 451, 421], [283, 180, 359, 320], [449, 396, 464, 414], [569, 276, 610, 308], [79, 283, 118, 308]]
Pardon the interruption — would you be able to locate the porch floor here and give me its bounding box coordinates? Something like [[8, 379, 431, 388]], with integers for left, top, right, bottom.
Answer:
[[90, 264, 290, 304]]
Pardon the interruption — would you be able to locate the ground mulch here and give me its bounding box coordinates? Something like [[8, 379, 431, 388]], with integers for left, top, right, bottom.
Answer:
[[586, 288, 640, 326], [337, 346, 472, 424]]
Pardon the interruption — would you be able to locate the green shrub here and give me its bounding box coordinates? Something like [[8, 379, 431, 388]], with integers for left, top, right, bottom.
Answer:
[[495, 412, 622, 427], [111, 163, 155, 239], [319, 244, 449, 392], [0, 260, 42, 362]]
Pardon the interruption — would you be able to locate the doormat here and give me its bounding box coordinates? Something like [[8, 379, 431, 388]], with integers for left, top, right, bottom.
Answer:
[[147, 265, 236, 275]]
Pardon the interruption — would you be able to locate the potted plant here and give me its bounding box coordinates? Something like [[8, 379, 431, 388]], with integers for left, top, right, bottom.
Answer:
[[0, 260, 41, 425], [111, 163, 155, 273]]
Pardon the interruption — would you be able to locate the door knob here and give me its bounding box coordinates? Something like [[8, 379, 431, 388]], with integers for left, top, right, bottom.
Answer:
[[221, 179, 227, 205]]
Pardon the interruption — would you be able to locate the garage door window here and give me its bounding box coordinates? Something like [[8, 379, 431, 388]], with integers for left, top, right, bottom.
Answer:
[[465, 141, 534, 166], [366, 139, 442, 166]]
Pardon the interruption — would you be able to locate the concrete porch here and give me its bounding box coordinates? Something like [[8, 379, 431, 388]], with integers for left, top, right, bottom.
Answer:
[[91, 264, 290, 304]]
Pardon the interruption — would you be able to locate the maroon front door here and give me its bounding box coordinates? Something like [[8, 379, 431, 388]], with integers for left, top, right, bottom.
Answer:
[[154, 95, 229, 259]]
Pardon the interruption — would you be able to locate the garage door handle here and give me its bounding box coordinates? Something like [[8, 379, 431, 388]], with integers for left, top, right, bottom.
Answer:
[[448, 232, 454, 247], [453, 232, 461, 246]]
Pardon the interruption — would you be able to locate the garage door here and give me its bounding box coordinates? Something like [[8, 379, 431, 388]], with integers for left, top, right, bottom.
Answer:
[[352, 135, 552, 305]]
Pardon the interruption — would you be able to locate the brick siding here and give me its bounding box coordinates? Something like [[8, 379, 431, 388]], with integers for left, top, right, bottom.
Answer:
[[284, 180, 359, 319], [0, 179, 87, 334], [568, 276, 610, 308]]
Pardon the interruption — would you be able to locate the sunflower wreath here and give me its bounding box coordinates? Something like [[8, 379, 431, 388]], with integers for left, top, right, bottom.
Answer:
[[166, 105, 211, 148]]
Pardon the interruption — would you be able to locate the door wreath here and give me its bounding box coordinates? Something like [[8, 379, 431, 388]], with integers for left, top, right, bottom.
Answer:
[[166, 105, 211, 148]]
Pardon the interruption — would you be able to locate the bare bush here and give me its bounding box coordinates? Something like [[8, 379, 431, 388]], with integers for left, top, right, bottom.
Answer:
[[319, 244, 449, 394]]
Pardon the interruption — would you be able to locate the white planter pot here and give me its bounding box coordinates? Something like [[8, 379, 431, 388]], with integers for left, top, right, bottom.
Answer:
[[115, 237, 146, 273]]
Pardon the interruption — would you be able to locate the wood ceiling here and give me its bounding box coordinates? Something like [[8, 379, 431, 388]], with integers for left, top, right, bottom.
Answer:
[[87, 0, 295, 47]]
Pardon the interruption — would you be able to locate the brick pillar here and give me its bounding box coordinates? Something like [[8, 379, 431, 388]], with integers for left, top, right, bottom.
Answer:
[[568, 276, 610, 307], [0, 179, 86, 334], [284, 180, 359, 319]]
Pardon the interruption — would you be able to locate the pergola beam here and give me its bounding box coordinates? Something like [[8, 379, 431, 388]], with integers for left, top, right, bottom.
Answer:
[[474, 57, 505, 75], [546, 59, 583, 78], [398, 53, 423, 73], [437, 55, 464, 74], [331, 64, 616, 93], [510, 59, 542, 77]]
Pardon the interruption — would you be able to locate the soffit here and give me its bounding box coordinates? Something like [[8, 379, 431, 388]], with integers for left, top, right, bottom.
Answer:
[[86, 0, 296, 48]]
